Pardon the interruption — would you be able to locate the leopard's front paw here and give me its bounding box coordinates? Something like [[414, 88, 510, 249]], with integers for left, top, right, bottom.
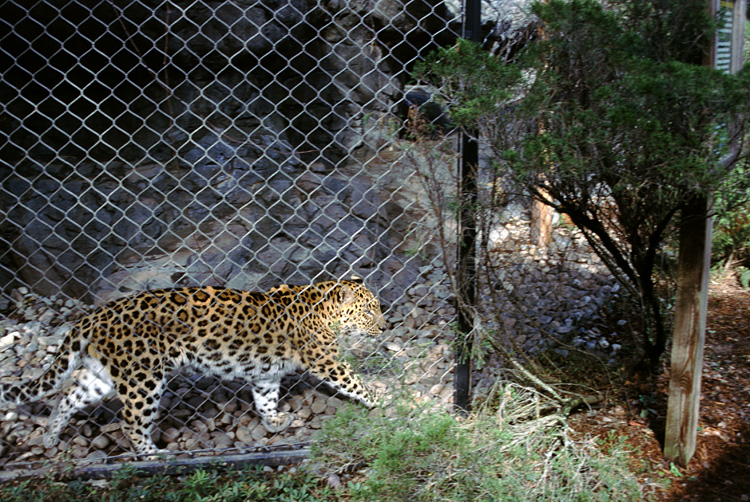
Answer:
[[262, 412, 294, 433], [141, 449, 171, 461]]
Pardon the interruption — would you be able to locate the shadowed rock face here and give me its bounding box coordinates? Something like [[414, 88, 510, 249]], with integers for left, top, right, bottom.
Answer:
[[0, 0, 457, 304]]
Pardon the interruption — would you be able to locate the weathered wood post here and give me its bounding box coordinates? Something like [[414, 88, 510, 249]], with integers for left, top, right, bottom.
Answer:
[[529, 2, 554, 248], [664, 0, 746, 466], [664, 196, 713, 466]]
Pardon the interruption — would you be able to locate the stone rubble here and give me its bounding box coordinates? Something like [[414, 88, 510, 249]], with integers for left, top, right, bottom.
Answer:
[[482, 215, 623, 358]]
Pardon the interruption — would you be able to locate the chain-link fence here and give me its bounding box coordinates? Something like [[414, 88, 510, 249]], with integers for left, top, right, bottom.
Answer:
[[0, 0, 468, 471], [0, 0, 590, 475]]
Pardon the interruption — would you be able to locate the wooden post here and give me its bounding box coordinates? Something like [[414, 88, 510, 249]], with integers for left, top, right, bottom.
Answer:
[[664, 0, 745, 467], [530, 197, 553, 247], [664, 196, 712, 466], [530, 4, 554, 248]]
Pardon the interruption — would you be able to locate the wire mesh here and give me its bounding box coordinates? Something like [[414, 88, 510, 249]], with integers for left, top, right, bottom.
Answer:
[[0, 0, 475, 469]]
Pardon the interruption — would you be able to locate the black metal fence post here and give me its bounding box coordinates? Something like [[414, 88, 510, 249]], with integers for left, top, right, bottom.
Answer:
[[454, 0, 481, 414]]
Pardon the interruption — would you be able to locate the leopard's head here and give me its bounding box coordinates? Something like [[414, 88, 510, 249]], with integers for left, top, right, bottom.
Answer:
[[336, 280, 385, 335]]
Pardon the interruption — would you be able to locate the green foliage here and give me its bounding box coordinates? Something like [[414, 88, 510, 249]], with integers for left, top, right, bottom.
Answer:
[[669, 462, 684, 478], [313, 401, 643, 501], [518, 0, 748, 202], [183, 469, 221, 500], [413, 39, 523, 128], [415, 0, 750, 368]]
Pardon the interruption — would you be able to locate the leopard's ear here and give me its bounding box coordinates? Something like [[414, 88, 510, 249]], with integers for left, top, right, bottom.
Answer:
[[339, 285, 355, 305], [348, 275, 363, 284]]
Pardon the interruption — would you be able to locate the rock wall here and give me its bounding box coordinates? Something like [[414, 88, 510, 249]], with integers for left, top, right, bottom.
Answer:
[[0, 0, 458, 305]]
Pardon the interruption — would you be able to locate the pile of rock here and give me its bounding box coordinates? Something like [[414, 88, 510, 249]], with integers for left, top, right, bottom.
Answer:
[[482, 214, 623, 358]]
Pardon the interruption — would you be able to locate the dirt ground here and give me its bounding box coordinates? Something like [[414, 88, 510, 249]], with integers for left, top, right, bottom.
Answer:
[[569, 284, 750, 501]]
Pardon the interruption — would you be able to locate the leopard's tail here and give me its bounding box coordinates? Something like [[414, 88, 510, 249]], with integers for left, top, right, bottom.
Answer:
[[0, 321, 89, 405]]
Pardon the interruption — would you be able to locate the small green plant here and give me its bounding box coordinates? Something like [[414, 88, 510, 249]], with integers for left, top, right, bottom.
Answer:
[[184, 469, 220, 499], [639, 394, 658, 418], [669, 462, 684, 478], [712, 164, 750, 271], [0, 481, 34, 502]]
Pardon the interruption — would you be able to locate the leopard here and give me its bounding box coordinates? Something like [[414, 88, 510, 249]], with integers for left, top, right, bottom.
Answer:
[[0, 280, 384, 456]]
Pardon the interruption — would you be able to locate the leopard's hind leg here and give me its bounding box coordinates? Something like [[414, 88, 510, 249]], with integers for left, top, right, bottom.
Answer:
[[115, 370, 167, 456], [250, 377, 294, 432], [44, 357, 114, 448]]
